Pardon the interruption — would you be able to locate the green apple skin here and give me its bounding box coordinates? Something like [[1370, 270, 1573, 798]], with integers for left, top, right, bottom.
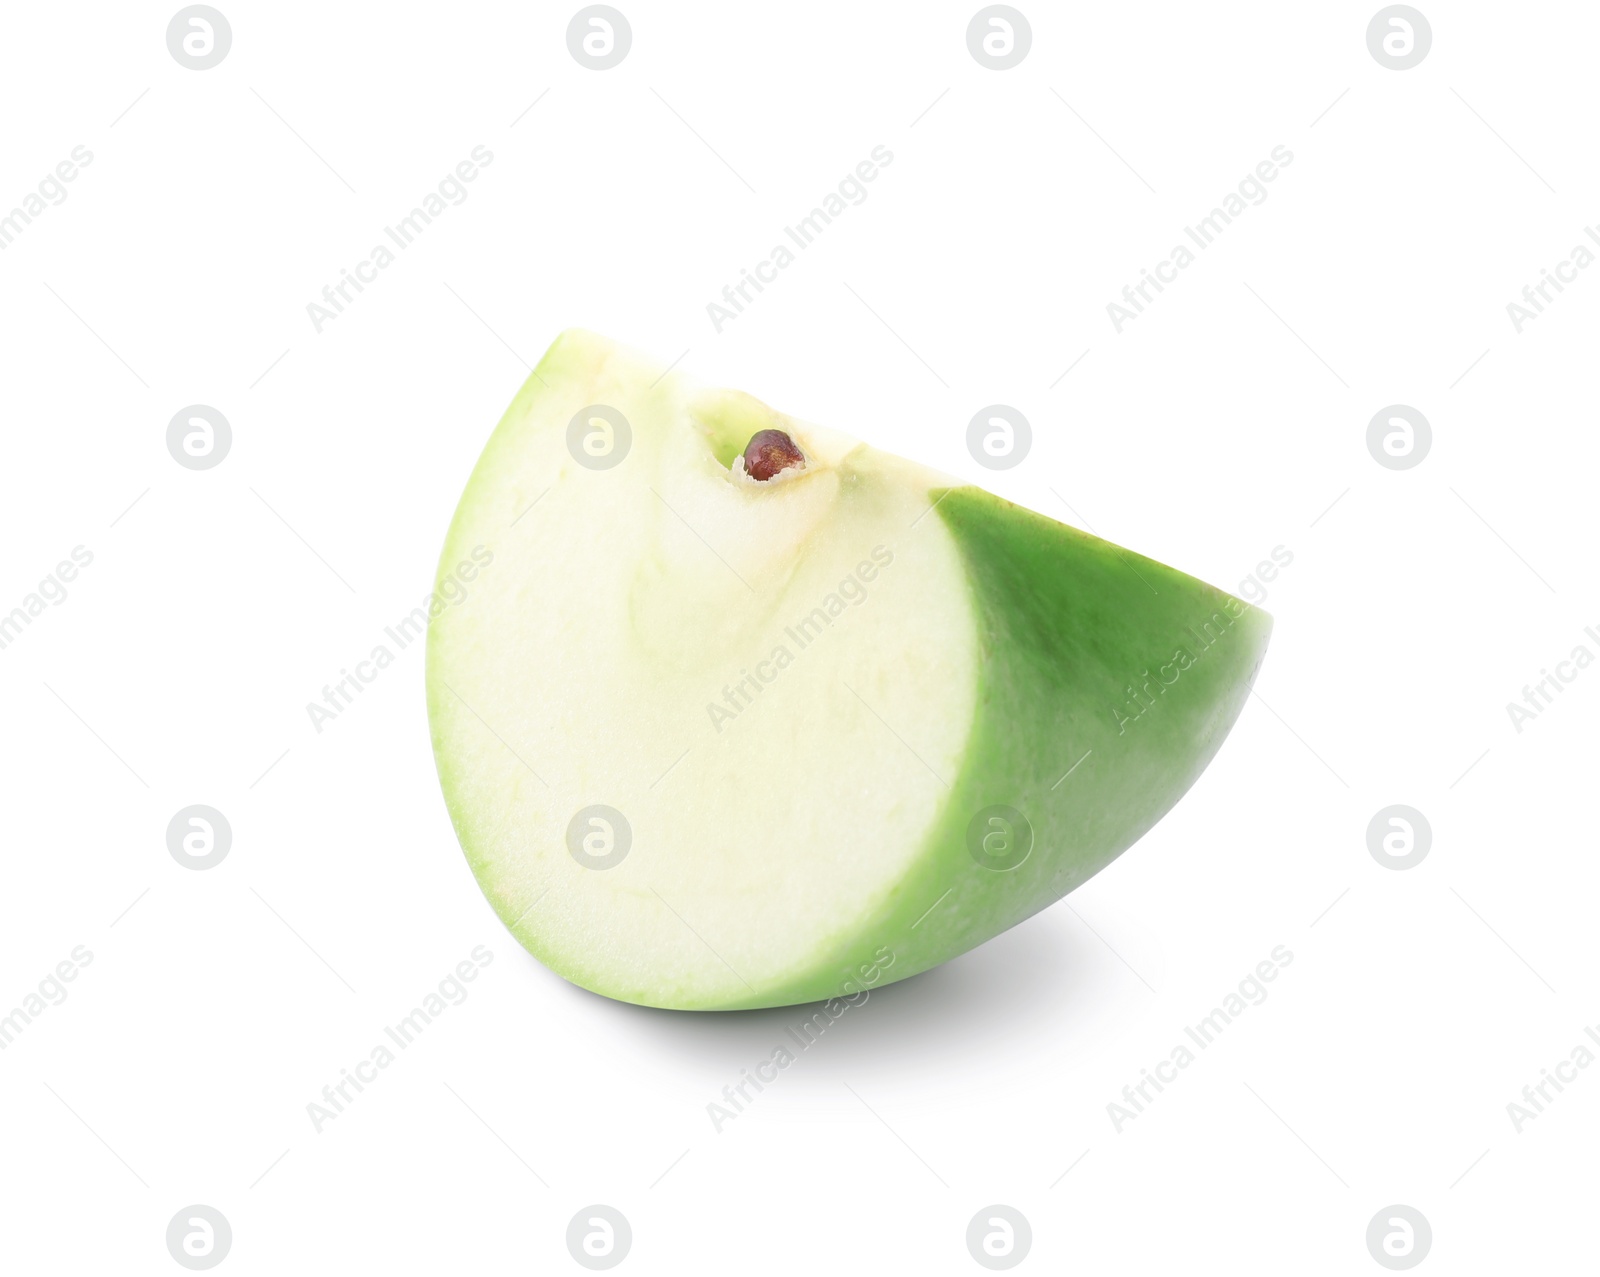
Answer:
[[750, 489, 1270, 1009], [427, 331, 1271, 1011]]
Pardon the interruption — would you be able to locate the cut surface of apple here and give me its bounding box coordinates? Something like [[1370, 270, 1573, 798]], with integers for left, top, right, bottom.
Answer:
[[427, 331, 1270, 1010]]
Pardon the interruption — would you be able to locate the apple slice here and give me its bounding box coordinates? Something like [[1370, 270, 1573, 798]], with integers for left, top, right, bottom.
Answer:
[[427, 331, 1270, 1010]]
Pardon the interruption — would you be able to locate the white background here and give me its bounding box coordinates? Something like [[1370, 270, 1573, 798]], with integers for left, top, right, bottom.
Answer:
[[1, 1, 1594, 1272]]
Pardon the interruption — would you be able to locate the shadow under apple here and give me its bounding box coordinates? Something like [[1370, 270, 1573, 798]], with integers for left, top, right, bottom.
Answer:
[[542, 904, 1155, 1075]]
